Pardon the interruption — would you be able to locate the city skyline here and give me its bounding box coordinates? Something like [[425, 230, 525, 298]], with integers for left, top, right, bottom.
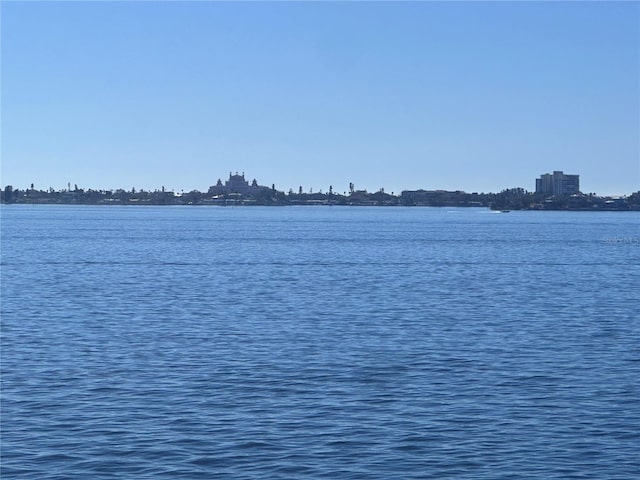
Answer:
[[8, 169, 638, 200], [0, 167, 633, 199], [5, 169, 639, 211], [2, 1, 638, 196]]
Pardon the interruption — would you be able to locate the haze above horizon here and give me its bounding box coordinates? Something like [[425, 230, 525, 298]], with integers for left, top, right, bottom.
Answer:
[[1, 1, 638, 196]]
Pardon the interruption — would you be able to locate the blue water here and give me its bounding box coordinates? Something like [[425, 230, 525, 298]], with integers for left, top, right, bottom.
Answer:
[[2, 205, 639, 479]]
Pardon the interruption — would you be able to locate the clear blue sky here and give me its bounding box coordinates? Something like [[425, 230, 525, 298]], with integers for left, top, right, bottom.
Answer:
[[2, 1, 638, 195]]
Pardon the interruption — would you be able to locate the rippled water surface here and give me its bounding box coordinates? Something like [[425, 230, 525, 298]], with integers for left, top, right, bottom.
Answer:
[[2, 205, 639, 479]]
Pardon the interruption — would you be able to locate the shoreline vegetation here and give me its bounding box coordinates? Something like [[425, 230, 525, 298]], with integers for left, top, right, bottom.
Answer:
[[2, 183, 639, 211]]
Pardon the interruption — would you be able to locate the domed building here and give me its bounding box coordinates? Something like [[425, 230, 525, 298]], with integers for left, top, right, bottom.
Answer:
[[208, 172, 270, 196]]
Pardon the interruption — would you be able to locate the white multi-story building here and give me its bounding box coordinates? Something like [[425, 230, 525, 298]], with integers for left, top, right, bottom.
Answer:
[[535, 171, 580, 196]]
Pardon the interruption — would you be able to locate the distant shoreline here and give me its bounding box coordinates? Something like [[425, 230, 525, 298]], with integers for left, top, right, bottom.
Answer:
[[3, 182, 639, 211], [2, 198, 638, 212]]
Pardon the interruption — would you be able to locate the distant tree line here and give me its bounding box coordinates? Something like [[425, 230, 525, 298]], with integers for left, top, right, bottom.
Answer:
[[2, 184, 639, 210]]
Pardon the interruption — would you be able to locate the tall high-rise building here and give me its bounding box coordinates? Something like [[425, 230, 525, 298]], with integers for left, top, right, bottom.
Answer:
[[535, 171, 580, 196]]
